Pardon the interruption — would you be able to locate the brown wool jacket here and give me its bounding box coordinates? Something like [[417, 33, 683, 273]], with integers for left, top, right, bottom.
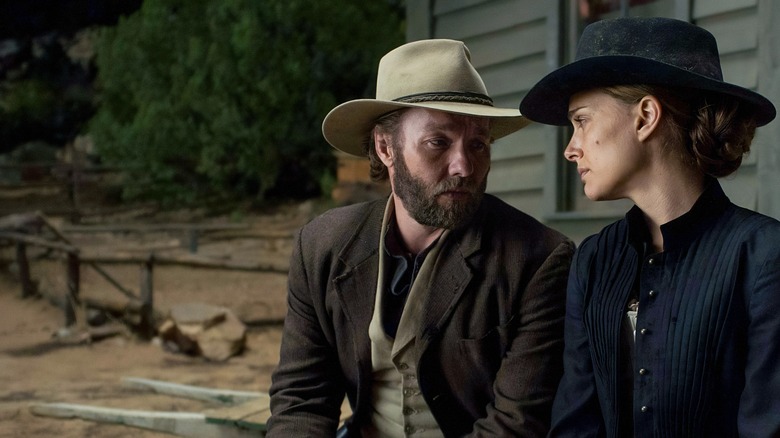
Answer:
[[267, 194, 575, 437]]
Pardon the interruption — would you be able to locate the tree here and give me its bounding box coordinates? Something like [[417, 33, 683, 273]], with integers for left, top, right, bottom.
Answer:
[[89, 0, 404, 206], [0, 34, 96, 154]]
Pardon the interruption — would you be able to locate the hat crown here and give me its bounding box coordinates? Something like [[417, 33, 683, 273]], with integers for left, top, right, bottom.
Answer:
[[376, 39, 490, 102], [576, 17, 723, 81]]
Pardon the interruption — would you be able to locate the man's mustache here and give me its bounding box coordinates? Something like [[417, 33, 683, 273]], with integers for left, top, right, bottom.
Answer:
[[434, 177, 479, 195]]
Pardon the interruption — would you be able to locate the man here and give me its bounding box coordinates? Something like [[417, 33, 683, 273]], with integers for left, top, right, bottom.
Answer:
[[267, 39, 574, 437]]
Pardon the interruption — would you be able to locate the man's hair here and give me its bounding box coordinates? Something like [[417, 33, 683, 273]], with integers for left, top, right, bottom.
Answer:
[[364, 109, 406, 182], [604, 84, 757, 177]]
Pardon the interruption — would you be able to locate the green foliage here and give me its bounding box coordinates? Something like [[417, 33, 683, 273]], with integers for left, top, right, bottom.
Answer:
[[0, 36, 95, 153], [89, 0, 404, 206]]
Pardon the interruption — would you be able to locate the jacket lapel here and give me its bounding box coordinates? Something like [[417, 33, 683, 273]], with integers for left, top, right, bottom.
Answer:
[[416, 213, 483, 353], [331, 200, 387, 379]]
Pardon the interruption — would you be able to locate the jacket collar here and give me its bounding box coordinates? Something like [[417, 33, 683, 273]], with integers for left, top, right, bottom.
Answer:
[[626, 179, 731, 253], [333, 194, 488, 355]]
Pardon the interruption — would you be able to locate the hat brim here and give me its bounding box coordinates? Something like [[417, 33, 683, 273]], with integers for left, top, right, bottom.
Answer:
[[520, 56, 776, 127], [323, 99, 531, 156]]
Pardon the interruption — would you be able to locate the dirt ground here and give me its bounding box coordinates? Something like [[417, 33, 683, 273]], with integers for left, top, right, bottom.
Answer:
[[0, 202, 318, 437]]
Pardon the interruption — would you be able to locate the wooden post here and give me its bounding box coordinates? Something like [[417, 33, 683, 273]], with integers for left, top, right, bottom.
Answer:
[[15, 242, 35, 298], [68, 162, 82, 224], [186, 229, 199, 253], [65, 252, 80, 326], [138, 254, 155, 339]]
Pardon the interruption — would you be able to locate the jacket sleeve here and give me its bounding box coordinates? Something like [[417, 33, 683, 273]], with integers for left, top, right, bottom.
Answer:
[[738, 225, 780, 437], [548, 237, 605, 437], [470, 239, 575, 437], [266, 228, 345, 437]]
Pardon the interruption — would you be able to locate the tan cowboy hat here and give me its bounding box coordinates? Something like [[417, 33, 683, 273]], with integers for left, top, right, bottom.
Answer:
[[322, 39, 531, 156]]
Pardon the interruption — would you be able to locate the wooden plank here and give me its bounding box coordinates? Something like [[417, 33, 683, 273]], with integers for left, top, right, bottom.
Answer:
[[60, 223, 250, 233], [721, 164, 758, 210], [121, 377, 267, 405], [492, 127, 547, 161], [0, 231, 78, 253], [721, 50, 758, 90], [479, 54, 547, 98], [487, 155, 545, 193], [0, 212, 44, 231], [697, 9, 758, 54], [203, 397, 272, 427], [435, 0, 547, 40], [406, 0, 432, 41], [693, 0, 756, 19], [464, 19, 546, 68], [756, 0, 780, 219], [30, 403, 261, 438], [203, 396, 353, 429], [77, 251, 289, 273], [433, 0, 487, 15]]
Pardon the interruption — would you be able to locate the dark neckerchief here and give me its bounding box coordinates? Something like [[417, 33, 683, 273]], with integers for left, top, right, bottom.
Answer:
[[382, 220, 439, 338]]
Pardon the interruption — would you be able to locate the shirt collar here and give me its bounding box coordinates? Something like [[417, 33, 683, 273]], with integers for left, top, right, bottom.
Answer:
[[626, 178, 730, 252]]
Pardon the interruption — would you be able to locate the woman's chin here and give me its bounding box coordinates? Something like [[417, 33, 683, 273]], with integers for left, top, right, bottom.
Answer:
[[583, 187, 616, 202]]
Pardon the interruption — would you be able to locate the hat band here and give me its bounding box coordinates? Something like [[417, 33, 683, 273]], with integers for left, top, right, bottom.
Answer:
[[394, 91, 494, 107]]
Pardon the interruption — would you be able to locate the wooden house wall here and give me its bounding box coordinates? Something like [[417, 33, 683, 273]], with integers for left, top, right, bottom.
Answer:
[[406, 0, 780, 243], [407, 0, 557, 220]]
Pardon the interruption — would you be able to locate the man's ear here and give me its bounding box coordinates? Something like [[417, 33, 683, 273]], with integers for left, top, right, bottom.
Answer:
[[636, 95, 663, 142], [374, 130, 394, 168]]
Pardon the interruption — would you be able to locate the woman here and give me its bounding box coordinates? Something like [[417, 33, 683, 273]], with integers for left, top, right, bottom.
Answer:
[[520, 17, 780, 437]]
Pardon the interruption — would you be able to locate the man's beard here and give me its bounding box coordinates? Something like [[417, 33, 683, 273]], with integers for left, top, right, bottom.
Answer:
[[392, 151, 486, 230]]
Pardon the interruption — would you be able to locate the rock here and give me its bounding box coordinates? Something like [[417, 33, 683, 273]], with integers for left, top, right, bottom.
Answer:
[[158, 302, 246, 361]]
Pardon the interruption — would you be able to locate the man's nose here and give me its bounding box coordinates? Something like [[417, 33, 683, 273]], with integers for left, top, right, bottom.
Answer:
[[448, 144, 474, 177]]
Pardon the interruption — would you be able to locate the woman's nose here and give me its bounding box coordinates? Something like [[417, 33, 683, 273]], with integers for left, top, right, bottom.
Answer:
[[563, 137, 581, 162]]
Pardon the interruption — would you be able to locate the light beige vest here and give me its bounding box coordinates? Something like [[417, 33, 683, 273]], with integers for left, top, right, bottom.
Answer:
[[361, 198, 448, 438]]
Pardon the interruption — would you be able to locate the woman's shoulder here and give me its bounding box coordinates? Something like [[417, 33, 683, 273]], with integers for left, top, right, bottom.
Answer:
[[723, 204, 780, 242]]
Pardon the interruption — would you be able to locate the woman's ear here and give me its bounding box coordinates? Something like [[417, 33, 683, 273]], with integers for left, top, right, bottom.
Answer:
[[374, 130, 394, 168], [636, 95, 663, 142]]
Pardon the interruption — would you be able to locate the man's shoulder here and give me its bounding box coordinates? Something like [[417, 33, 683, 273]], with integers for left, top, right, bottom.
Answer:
[[301, 198, 385, 237], [480, 194, 568, 242]]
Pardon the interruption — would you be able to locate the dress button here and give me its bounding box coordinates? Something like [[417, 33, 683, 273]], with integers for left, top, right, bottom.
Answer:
[[641, 405, 649, 413], [403, 389, 413, 396], [405, 425, 415, 434], [648, 258, 655, 265], [403, 407, 416, 415], [640, 328, 648, 335], [398, 363, 409, 370], [639, 368, 648, 375], [648, 290, 657, 298]]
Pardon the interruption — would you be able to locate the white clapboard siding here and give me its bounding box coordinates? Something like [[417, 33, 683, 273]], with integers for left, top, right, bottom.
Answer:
[[696, 2, 760, 209], [407, 0, 778, 233], [421, 0, 553, 219]]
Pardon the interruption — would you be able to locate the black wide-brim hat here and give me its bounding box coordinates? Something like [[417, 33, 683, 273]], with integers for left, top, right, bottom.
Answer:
[[520, 17, 776, 127]]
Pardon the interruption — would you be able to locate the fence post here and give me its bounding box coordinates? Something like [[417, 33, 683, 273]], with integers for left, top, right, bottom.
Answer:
[[64, 252, 80, 326], [15, 242, 36, 298], [138, 254, 155, 339]]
